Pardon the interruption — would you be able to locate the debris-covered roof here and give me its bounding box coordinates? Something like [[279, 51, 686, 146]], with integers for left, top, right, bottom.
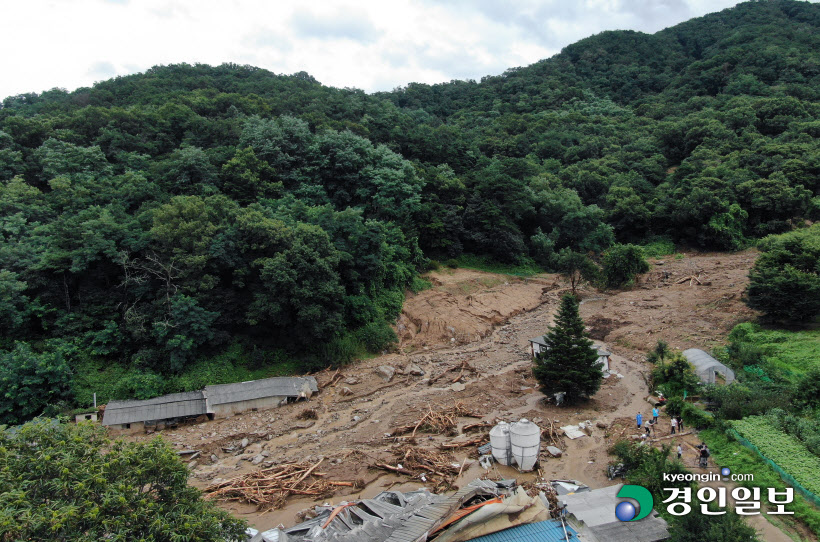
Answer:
[[102, 391, 206, 426], [204, 376, 317, 406], [682, 349, 735, 384], [251, 479, 511, 542]]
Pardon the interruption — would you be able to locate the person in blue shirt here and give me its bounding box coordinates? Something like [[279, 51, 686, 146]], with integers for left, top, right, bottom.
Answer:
[[652, 407, 659, 423], [636, 412, 643, 428]]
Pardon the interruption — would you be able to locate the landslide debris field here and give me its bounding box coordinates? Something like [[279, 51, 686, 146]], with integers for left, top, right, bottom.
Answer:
[[127, 251, 758, 531]]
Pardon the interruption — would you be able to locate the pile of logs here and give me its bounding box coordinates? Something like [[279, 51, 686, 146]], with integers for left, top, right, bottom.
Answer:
[[675, 274, 706, 286], [204, 459, 356, 510], [429, 360, 479, 384], [541, 418, 564, 449], [391, 402, 481, 437], [373, 446, 466, 492]]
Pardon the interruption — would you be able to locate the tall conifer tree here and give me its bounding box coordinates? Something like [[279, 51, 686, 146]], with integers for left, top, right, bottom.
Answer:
[[533, 293, 603, 404]]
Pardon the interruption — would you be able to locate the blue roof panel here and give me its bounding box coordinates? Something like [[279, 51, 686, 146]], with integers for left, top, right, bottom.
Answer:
[[468, 520, 578, 542]]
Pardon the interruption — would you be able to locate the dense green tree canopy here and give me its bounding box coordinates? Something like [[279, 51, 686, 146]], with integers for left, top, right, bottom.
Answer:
[[745, 224, 820, 324], [0, 419, 247, 541], [0, 0, 819, 419]]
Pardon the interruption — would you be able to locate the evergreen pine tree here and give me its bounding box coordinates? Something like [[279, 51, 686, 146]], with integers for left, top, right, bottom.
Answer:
[[533, 293, 603, 404]]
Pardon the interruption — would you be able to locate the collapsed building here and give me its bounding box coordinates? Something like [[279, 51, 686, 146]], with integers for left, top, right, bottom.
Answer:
[[245, 480, 669, 542], [102, 376, 318, 433]]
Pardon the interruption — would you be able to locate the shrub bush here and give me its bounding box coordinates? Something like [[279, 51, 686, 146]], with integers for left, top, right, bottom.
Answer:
[[601, 244, 650, 288], [356, 321, 398, 352]]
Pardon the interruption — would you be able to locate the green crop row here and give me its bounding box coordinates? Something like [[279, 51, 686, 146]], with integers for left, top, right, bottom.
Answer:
[[700, 429, 820, 538], [732, 416, 820, 496]]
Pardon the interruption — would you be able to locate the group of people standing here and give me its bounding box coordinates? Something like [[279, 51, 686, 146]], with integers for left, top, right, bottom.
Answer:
[[635, 408, 710, 468], [636, 407, 683, 435]]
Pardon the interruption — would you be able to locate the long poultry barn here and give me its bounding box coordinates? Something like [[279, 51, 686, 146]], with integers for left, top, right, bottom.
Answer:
[[204, 376, 319, 418], [102, 376, 318, 433], [102, 390, 207, 434]]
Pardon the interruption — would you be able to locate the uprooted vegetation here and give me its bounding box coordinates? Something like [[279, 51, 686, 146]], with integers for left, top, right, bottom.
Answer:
[[204, 459, 362, 511], [390, 402, 481, 437], [373, 447, 465, 493]]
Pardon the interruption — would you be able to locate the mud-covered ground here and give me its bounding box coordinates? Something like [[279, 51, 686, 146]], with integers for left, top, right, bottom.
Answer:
[[124, 249, 804, 540]]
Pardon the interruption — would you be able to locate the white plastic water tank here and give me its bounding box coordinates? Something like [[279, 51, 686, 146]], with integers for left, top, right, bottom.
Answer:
[[510, 418, 541, 471], [489, 422, 512, 466]]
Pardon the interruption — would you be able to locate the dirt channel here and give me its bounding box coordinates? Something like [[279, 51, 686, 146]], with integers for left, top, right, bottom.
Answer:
[[124, 250, 804, 540]]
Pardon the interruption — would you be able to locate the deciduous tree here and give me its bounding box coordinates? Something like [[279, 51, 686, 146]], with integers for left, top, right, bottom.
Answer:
[[0, 420, 247, 541]]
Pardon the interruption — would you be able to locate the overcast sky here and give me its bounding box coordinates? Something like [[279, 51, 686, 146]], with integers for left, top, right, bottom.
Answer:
[[1, 0, 755, 100]]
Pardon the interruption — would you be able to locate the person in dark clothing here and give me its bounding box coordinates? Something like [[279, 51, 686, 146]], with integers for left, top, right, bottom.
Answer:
[[677, 415, 684, 432], [699, 445, 709, 468]]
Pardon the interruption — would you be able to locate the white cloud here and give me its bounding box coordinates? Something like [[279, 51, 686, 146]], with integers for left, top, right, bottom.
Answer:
[[0, 0, 759, 100]]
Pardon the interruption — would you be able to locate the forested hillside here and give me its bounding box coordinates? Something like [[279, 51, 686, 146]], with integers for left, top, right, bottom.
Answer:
[[1, 0, 818, 423]]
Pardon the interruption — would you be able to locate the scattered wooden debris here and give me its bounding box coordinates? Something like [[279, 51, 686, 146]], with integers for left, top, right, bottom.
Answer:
[[520, 480, 562, 519], [373, 446, 465, 492], [462, 421, 493, 433], [541, 418, 565, 449], [391, 402, 481, 437], [204, 459, 355, 510], [429, 360, 478, 385], [675, 274, 703, 286], [441, 437, 485, 449]]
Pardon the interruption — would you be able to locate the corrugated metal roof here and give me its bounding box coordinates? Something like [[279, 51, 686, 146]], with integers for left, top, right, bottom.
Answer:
[[102, 391, 206, 426], [204, 377, 313, 406], [467, 520, 578, 542]]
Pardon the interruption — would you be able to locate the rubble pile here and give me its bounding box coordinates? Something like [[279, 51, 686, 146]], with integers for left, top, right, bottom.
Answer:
[[391, 401, 481, 437], [204, 458, 357, 510]]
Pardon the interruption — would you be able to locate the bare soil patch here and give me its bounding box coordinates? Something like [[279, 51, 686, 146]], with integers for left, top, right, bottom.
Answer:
[[121, 251, 790, 535]]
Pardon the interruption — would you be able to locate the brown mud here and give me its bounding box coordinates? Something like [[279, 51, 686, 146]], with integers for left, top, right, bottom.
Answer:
[[124, 250, 808, 540]]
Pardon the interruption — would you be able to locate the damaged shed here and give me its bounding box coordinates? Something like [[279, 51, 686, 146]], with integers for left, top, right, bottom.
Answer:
[[102, 390, 207, 433], [246, 479, 551, 542], [102, 376, 320, 431], [529, 337, 611, 373], [204, 376, 319, 418]]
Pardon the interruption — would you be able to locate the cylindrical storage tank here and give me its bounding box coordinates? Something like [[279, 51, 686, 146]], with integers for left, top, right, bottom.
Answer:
[[489, 422, 512, 466], [510, 418, 541, 472]]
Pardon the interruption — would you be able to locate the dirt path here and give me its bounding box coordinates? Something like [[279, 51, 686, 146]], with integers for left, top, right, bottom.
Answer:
[[122, 250, 807, 538]]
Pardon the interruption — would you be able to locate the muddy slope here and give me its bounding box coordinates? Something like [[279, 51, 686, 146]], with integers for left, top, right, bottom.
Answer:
[[124, 251, 798, 536]]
